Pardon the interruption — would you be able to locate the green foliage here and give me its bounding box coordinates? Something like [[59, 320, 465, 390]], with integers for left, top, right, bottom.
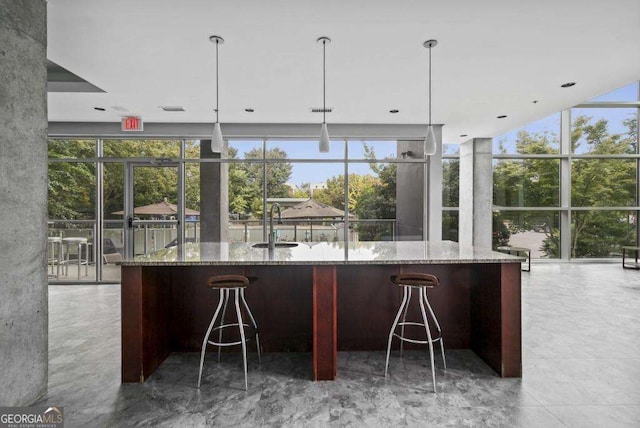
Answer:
[[442, 160, 459, 208], [313, 174, 380, 213], [101, 140, 184, 219], [352, 144, 397, 240], [492, 115, 638, 257], [228, 147, 293, 219], [47, 139, 96, 219], [492, 213, 510, 248]]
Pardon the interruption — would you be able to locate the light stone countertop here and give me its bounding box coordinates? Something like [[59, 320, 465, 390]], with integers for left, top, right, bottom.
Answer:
[[120, 241, 524, 266]]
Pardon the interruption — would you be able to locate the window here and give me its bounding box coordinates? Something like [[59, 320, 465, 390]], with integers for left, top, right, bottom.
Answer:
[[493, 159, 560, 207], [492, 81, 640, 259], [493, 113, 560, 155]]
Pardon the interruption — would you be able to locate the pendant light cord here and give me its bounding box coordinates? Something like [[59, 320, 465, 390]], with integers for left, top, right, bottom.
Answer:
[[216, 39, 220, 124], [428, 45, 432, 127], [323, 39, 326, 124]]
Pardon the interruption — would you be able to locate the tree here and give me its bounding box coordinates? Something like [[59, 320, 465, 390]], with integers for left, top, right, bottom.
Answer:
[[48, 140, 96, 220], [291, 182, 312, 198], [313, 174, 379, 212], [101, 140, 184, 220], [352, 144, 397, 240], [491, 114, 638, 257], [568, 116, 637, 257], [228, 147, 293, 219], [442, 159, 459, 241]]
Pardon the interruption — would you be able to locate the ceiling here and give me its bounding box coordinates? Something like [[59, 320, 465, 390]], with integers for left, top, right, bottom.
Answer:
[[47, 0, 640, 143]]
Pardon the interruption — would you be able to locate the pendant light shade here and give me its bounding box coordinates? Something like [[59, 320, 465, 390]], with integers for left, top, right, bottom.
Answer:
[[317, 36, 331, 153], [212, 122, 224, 152], [319, 122, 330, 153], [210, 35, 224, 152], [423, 39, 438, 156], [424, 125, 437, 156]]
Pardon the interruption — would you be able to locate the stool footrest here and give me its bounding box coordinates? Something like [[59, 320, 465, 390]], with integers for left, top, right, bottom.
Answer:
[[208, 323, 257, 345], [392, 320, 443, 345], [207, 338, 255, 347]]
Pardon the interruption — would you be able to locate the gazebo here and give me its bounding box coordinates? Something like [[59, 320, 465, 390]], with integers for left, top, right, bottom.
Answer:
[[280, 198, 351, 220], [279, 198, 352, 242], [112, 198, 199, 218]]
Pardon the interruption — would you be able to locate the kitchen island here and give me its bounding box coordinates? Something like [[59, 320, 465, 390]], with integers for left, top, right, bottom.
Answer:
[[120, 241, 523, 383]]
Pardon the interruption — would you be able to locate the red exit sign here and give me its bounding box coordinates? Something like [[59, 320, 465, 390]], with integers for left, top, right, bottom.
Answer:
[[121, 116, 143, 131]]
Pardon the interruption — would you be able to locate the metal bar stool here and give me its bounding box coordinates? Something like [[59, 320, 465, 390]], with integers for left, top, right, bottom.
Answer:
[[198, 275, 261, 390], [61, 237, 89, 280], [384, 273, 446, 392], [47, 237, 63, 278]]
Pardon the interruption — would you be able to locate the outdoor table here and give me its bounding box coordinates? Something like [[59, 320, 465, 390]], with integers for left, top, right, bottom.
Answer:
[[622, 246, 640, 270], [62, 237, 89, 279]]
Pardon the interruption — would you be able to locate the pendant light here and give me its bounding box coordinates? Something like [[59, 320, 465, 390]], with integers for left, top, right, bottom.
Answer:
[[317, 36, 331, 153], [210, 35, 224, 152], [423, 39, 438, 156]]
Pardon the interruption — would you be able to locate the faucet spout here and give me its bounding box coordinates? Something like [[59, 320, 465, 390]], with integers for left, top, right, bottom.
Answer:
[[268, 203, 282, 251]]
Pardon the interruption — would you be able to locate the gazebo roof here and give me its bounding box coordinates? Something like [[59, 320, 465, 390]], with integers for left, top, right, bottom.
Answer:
[[280, 198, 351, 219], [113, 199, 199, 216]]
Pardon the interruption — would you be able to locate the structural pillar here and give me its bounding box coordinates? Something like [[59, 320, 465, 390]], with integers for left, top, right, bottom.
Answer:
[[459, 138, 492, 249], [199, 140, 228, 242], [395, 126, 442, 241], [0, 0, 49, 405], [396, 140, 425, 240]]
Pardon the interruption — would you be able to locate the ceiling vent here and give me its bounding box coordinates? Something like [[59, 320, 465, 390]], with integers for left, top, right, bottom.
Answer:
[[159, 106, 185, 112], [310, 107, 333, 113]]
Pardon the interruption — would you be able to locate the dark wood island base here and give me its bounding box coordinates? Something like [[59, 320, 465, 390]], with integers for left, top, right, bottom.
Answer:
[[121, 260, 521, 383]]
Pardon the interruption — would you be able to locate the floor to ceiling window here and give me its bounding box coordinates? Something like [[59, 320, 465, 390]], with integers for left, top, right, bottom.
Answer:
[[442, 144, 460, 242], [47, 138, 428, 283], [493, 81, 639, 259]]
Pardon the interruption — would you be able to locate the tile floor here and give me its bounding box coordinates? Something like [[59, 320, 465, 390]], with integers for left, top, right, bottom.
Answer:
[[36, 263, 640, 427]]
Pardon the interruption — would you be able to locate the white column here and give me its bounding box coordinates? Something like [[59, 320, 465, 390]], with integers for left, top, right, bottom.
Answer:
[[459, 138, 492, 249]]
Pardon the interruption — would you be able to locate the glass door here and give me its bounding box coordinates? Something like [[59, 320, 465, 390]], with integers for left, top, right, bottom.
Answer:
[[124, 162, 184, 258]]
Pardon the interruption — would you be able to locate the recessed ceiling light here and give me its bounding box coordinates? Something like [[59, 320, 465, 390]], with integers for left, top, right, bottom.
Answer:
[[460, 134, 468, 137], [112, 106, 129, 112], [497, 115, 507, 119], [94, 107, 105, 111], [159, 106, 185, 112], [561, 82, 576, 88], [389, 109, 399, 113], [532, 100, 539, 104], [244, 108, 254, 113]]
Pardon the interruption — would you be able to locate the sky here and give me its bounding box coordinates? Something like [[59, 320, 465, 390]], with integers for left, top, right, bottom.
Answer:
[[493, 82, 637, 154], [229, 139, 399, 186]]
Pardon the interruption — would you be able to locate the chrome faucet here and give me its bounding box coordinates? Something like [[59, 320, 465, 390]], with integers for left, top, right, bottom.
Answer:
[[268, 202, 282, 252]]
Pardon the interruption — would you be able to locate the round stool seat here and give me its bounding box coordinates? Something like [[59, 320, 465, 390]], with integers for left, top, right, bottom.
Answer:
[[62, 237, 87, 243], [207, 275, 254, 288], [391, 273, 440, 287]]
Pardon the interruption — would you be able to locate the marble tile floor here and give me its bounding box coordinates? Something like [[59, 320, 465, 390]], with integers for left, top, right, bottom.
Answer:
[[37, 263, 640, 427]]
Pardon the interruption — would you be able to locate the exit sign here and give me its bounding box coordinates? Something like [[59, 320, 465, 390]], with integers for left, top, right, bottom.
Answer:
[[121, 116, 143, 131]]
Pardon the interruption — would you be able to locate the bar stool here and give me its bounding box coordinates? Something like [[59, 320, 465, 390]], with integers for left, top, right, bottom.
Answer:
[[197, 275, 261, 390], [61, 237, 89, 280], [47, 237, 63, 278], [384, 273, 446, 392]]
